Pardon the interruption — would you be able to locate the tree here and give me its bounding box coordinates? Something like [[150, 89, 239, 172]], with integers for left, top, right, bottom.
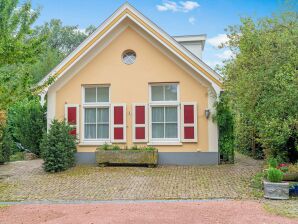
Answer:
[[0, 64, 32, 110], [6, 98, 46, 156], [30, 19, 96, 83], [222, 11, 298, 162], [0, 0, 45, 65]]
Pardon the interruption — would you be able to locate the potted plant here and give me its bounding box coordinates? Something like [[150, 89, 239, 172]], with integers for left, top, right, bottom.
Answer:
[[264, 167, 289, 199], [96, 144, 158, 167]]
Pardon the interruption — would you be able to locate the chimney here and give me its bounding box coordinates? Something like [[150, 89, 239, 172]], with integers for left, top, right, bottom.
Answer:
[[173, 35, 206, 59]]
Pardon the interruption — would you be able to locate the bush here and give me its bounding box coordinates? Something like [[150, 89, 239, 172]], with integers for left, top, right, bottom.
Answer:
[[6, 98, 46, 156], [41, 120, 77, 172], [10, 152, 25, 162], [267, 168, 284, 183], [268, 157, 278, 168], [0, 124, 11, 164]]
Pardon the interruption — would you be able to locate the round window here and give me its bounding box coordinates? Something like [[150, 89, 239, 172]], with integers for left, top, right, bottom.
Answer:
[[122, 50, 136, 65]]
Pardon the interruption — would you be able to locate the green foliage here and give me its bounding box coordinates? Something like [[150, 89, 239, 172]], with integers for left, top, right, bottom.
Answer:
[[30, 20, 95, 83], [41, 120, 77, 172], [131, 145, 139, 150], [9, 151, 24, 161], [100, 143, 110, 150], [214, 93, 235, 163], [222, 11, 298, 162], [97, 145, 157, 151], [268, 157, 278, 168], [0, 64, 33, 110], [0, 0, 45, 65], [142, 146, 156, 151], [0, 124, 11, 164], [6, 98, 46, 155], [111, 145, 121, 150], [267, 168, 284, 183]]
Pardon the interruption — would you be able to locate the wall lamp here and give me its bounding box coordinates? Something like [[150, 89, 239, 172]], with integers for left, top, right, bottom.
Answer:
[[205, 109, 210, 119]]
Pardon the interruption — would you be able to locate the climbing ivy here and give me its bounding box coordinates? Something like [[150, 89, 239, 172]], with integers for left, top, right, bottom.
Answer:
[[214, 93, 235, 163]]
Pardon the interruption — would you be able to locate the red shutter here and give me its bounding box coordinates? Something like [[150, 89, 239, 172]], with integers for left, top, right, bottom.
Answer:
[[65, 104, 79, 139], [181, 103, 197, 142], [112, 104, 126, 142], [133, 104, 147, 142]]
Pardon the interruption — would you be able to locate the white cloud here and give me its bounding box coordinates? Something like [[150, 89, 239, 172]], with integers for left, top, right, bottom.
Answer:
[[180, 1, 200, 11], [216, 49, 235, 60], [188, 16, 196, 25], [207, 34, 229, 48], [156, 1, 199, 13]]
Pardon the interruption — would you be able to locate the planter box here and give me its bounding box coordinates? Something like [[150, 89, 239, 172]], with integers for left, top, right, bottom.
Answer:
[[96, 149, 158, 167], [283, 173, 298, 181], [264, 181, 289, 200]]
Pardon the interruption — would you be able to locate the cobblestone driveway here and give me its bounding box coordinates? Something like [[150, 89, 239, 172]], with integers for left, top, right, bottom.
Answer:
[[0, 154, 263, 201]]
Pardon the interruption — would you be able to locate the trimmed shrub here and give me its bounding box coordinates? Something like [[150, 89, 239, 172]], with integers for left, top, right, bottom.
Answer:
[[267, 168, 284, 183], [6, 98, 46, 156], [41, 120, 77, 172]]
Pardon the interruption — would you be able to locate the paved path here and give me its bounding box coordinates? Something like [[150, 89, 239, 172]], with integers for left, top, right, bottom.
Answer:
[[0, 200, 297, 224], [0, 154, 263, 201]]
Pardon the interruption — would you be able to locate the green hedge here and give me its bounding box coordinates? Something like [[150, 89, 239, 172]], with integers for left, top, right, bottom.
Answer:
[[41, 120, 77, 172], [6, 98, 46, 156]]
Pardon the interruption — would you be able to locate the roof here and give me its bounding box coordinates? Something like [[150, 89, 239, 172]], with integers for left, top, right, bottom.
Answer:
[[38, 3, 223, 94]]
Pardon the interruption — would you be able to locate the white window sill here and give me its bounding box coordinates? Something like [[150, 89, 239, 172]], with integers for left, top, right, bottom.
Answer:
[[79, 141, 111, 146], [147, 142, 182, 146]]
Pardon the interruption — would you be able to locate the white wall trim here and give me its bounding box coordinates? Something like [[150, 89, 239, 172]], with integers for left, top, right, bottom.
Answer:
[[208, 88, 219, 152]]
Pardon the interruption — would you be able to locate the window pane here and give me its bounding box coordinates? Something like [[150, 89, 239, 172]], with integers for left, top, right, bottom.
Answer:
[[97, 124, 109, 139], [152, 107, 164, 122], [97, 87, 109, 102], [151, 86, 164, 101], [97, 108, 109, 123], [164, 85, 177, 101], [152, 123, 164, 138], [85, 124, 96, 139], [165, 123, 178, 138], [165, 107, 177, 122], [85, 108, 96, 123], [85, 88, 96, 102]]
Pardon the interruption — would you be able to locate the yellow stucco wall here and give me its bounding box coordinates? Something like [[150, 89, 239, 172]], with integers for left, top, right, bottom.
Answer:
[[55, 27, 209, 153]]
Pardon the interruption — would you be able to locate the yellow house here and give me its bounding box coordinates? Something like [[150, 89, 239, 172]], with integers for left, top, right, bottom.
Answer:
[[38, 3, 223, 165]]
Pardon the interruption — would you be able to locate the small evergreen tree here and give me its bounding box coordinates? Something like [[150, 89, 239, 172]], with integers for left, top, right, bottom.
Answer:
[[41, 120, 77, 172]]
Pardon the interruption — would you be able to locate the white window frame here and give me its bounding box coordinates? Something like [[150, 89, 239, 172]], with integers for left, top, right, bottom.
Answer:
[[149, 83, 180, 144], [81, 85, 111, 145]]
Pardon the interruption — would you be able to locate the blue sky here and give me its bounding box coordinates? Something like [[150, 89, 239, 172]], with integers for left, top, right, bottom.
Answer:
[[30, 0, 291, 68]]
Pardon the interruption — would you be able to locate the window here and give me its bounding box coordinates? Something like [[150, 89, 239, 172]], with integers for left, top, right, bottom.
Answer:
[[122, 50, 136, 65], [150, 84, 179, 142], [151, 84, 177, 101], [83, 86, 110, 141]]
